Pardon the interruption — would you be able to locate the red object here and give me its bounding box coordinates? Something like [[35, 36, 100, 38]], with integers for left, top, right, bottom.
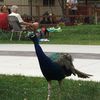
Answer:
[[41, 27, 46, 32], [0, 13, 9, 30]]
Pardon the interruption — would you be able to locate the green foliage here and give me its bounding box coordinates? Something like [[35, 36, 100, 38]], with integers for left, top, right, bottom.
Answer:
[[0, 75, 100, 100], [0, 30, 10, 40]]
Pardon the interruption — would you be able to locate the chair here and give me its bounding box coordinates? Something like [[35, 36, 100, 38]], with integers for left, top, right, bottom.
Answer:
[[8, 16, 25, 40]]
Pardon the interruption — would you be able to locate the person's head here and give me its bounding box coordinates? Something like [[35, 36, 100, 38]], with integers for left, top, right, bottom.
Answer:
[[0, 5, 8, 13], [33, 22, 39, 31], [11, 5, 18, 13]]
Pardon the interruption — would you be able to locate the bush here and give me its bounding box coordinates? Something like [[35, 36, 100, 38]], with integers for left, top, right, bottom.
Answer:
[[0, 30, 11, 40]]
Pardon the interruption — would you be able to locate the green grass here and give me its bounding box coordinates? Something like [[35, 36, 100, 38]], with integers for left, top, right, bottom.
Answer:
[[0, 24, 100, 99], [0, 24, 100, 44], [0, 75, 100, 100], [49, 24, 100, 44]]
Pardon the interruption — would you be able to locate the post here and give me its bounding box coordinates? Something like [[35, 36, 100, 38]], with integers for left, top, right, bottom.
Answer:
[[95, 10, 97, 24], [28, 0, 32, 16], [95, 11, 98, 24]]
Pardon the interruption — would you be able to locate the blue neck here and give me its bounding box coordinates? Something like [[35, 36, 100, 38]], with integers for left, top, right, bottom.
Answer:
[[32, 35, 49, 65], [34, 43, 47, 61]]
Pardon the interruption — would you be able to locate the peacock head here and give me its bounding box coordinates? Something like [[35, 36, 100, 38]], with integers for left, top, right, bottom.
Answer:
[[26, 32, 39, 44]]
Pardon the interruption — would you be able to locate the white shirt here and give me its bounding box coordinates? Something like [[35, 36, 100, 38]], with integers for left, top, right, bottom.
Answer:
[[67, 0, 78, 10], [67, 0, 77, 4], [9, 12, 24, 23]]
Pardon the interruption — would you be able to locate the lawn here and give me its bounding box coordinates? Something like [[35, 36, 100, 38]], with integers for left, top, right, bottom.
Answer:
[[0, 24, 100, 44], [0, 24, 100, 100], [0, 25, 100, 45], [49, 24, 100, 44], [0, 75, 100, 100]]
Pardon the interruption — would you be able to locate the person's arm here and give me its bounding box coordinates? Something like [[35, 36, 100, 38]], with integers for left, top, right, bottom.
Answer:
[[17, 14, 33, 26], [21, 21, 33, 26], [17, 14, 40, 31]]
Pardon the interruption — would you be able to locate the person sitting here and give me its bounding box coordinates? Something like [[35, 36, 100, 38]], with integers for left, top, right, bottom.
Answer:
[[0, 5, 9, 30], [40, 11, 52, 24], [67, 0, 78, 14], [66, 0, 78, 23], [9, 5, 34, 30], [40, 25, 49, 39]]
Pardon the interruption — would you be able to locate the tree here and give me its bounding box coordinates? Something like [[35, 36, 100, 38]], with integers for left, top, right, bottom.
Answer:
[[57, 0, 66, 16]]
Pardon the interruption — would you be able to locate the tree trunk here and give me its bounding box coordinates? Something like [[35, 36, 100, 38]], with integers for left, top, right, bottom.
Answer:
[[28, 0, 32, 16], [85, 0, 88, 5], [57, 0, 66, 17]]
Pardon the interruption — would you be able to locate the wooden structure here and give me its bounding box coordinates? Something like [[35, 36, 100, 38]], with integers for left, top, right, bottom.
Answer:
[[65, 3, 95, 24]]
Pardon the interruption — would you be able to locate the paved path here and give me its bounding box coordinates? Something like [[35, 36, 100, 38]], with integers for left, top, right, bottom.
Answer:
[[0, 44, 100, 82]]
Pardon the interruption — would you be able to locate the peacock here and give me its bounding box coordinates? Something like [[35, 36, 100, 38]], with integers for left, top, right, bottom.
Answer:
[[27, 32, 92, 100]]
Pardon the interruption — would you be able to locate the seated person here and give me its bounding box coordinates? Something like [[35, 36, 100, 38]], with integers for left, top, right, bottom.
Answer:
[[40, 25, 49, 39], [0, 5, 9, 30], [66, 0, 78, 14], [40, 11, 52, 24], [66, 0, 78, 23], [9, 5, 34, 30]]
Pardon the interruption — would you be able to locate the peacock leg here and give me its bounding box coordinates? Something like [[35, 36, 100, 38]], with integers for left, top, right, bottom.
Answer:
[[47, 81, 52, 100], [58, 80, 62, 100]]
